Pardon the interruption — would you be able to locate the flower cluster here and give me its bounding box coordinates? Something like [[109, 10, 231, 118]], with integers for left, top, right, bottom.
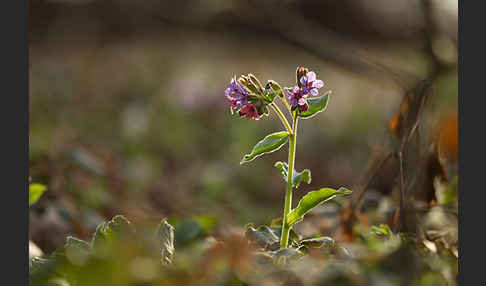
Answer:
[[225, 74, 269, 120], [225, 68, 324, 119], [286, 67, 324, 112], [225, 77, 249, 115]]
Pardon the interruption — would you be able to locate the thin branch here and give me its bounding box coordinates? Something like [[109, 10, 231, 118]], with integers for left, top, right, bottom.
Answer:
[[270, 102, 292, 134]]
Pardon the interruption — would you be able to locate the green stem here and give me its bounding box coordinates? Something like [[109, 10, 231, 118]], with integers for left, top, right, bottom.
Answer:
[[280, 95, 292, 114], [270, 102, 292, 134], [280, 114, 299, 249]]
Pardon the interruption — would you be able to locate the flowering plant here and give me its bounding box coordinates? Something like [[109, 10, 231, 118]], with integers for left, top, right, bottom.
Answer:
[[225, 67, 352, 254]]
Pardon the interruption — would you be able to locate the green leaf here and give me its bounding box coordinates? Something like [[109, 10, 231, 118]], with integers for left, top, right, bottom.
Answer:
[[64, 236, 91, 266], [29, 183, 47, 206], [253, 251, 274, 266], [50, 246, 80, 285], [298, 91, 330, 119], [30, 245, 77, 286], [371, 224, 394, 238], [29, 255, 73, 286], [91, 215, 135, 251], [286, 187, 352, 227], [272, 247, 305, 264], [155, 219, 175, 265], [241, 131, 289, 164], [274, 161, 311, 188], [300, 236, 335, 249], [245, 225, 280, 251], [29, 257, 55, 284]]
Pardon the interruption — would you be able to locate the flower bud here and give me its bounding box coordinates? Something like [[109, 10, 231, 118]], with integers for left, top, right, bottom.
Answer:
[[266, 80, 284, 98], [237, 75, 249, 86], [247, 83, 260, 95], [296, 66, 309, 88], [238, 74, 260, 95], [248, 74, 264, 93]]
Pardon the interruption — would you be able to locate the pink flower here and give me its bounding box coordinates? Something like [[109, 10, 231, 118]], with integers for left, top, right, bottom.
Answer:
[[300, 71, 324, 96], [287, 68, 324, 112], [287, 86, 309, 112]]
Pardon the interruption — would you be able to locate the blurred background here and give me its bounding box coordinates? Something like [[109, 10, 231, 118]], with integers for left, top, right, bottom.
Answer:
[[29, 0, 457, 270]]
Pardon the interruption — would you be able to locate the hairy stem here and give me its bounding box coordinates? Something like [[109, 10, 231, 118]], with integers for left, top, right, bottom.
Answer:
[[270, 102, 292, 134], [280, 114, 299, 248], [281, 95, 292, 114]]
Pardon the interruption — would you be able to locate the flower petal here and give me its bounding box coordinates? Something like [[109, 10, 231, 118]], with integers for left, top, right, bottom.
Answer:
[[312, 80, 324, 88], [230, 77, 237, 87], [237, 85, 246, 95], [300, 76, 307, 86], [289, 97, 298, 106], [300, 87, 308, 95], [310, 88, 319, 96], [307, 71, 316, 82]]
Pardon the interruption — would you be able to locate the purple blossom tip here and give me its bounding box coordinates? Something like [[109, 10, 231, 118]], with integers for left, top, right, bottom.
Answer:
[[288, 68, 324, 112], [299, 69, 324, 97]]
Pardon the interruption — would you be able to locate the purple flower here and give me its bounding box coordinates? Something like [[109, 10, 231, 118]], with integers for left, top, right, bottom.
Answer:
[[287, 69, 324, 112], [287, 86, 309, 112], [225, 76, 247, 114], [300, 71, 324, 96], [225, 76, 262, 120]]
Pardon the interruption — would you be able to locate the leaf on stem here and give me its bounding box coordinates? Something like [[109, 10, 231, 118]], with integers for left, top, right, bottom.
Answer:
[[298, 91, 330, 119], [274, 161, 311, 188], [286, 187, 352, 227], [300, 236, 335, 249], [272, 247, 306, 264], [64, 236, 91, 266], [241, 131, 289, 164], [245, 225, 280, 251]]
